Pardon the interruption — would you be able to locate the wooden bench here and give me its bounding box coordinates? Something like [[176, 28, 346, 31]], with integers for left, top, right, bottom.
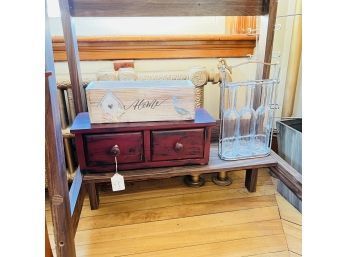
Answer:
[[83, 144, 281, 210]]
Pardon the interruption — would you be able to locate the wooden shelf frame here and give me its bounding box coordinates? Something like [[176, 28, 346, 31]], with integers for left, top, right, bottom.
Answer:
[[44, 1, 302, 257], [68, 0, 269, 17]]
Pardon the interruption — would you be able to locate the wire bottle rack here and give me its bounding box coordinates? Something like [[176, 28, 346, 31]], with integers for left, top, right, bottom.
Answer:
[[218, 58, 280, 160]]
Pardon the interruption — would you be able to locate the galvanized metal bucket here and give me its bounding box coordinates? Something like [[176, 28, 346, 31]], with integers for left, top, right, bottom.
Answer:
[[276, 118, 302, 212]]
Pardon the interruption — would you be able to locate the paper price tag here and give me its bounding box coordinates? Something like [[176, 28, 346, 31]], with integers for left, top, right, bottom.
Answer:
[[111, 173, 125, 191]]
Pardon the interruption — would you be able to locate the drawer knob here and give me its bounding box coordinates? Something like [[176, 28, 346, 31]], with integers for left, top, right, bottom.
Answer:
[[174, 142, 184, 152], [110, 145, 120, 156]]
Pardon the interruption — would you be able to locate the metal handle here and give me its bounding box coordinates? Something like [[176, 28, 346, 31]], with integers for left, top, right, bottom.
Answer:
[[174, 142, 184, 152], [110, 145, 120, 156]]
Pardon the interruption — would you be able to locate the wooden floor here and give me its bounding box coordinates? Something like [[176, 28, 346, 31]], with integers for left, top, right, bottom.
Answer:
[[46, 168, 302, 257]]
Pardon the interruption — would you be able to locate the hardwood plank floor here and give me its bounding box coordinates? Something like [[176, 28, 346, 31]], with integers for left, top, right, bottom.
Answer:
[[248, 251, 290, 257], [289, 252, 301, 257], [104, 235, 289, 257], [272, 177, 302, 256], [281, 220, 302, 255], [275, 188, 302, 226], [75, 206, 280, 245], [46, 168, 302, 257]]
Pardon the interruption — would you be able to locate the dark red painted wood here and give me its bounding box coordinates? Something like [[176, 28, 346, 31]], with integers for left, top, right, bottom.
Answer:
[[203, 127, 212, 161], [151, 129, 204, 161], [71, 108, 216, 172], [83, 157, 209, 172], [71, 108, 215, 133], [75, 134, 88, 169], [85, 132, 143, 166], [143, 130, 151, 162]]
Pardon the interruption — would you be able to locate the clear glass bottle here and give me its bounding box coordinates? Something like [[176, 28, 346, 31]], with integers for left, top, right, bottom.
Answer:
[[238, 84, 256, 155], [220, 85, 240, 158], [254, 83, 274, 154], [222, 86, 239, 138], [255, 83, 274, 132]]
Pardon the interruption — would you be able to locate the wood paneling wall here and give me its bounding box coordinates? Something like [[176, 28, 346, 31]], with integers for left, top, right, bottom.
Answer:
[[52, 16, 258, 61], [52, 34, 256, 61], [225, 16, 257, 34]]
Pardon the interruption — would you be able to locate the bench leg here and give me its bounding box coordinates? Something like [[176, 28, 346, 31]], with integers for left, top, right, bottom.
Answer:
[[245, 168, 258, 192], [212, 171, 232, 186], [86, 182, 99, 210], [184, 174, 205, 187]]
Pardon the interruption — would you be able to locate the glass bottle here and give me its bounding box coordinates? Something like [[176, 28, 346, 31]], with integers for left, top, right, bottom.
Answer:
[[222, 85, 239, 138], [238, 84, 256, 155], [255, 84, 273, 133], [255, 83, 274, 153]]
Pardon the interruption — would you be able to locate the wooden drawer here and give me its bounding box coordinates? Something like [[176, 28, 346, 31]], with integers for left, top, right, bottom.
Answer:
[[151, 129, 204, 161], [85, 132, 143, 166]]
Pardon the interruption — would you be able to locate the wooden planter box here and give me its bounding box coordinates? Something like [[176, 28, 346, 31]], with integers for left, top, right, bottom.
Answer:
[[86, 80, 195, 123]]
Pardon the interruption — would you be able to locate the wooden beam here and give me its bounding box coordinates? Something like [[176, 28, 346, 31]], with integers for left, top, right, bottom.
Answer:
[[45, 221, 53, 257], [68, 168, 86, 236], [45, 6, 76, 256], [71, 185, 86, 236], [261, 0, 278, 79], [282, 0, 302, 117], [58, 0, 86, 113], [69, 168, 83, 215], [83, 144, 278, 183], [245, 168, 258, 192], [270, 150, 302, 183], [86, 182, 100, 210], [254, 0, 278, 108], [270, 150, 302, 200], [69, 0, 268, 17], [52, 35, 256, 61]]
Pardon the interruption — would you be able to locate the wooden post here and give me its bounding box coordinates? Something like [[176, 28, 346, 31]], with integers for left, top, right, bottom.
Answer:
[[254, 0, 278, 108], [245, 168, 258, 192], [46, 5, 76, 257], [86, 183, 100, 210], [45, 221, 53, 257], [282, 0, 302, 117], [58, 0, 87, 114]]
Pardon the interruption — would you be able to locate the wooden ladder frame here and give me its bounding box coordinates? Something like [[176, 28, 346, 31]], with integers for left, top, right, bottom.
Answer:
[[45, 1, 301, 256]]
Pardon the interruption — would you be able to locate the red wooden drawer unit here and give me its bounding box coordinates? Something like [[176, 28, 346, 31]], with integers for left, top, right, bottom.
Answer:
[[71, 108, 216, 172]]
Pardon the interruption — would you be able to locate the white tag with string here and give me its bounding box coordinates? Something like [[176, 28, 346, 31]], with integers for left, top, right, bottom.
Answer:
[[111, 156, 125, 191]]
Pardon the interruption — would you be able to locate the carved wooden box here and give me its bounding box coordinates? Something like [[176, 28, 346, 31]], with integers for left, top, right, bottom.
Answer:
[[71, 108, 216, 172], [86, 80, 195, 123]]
